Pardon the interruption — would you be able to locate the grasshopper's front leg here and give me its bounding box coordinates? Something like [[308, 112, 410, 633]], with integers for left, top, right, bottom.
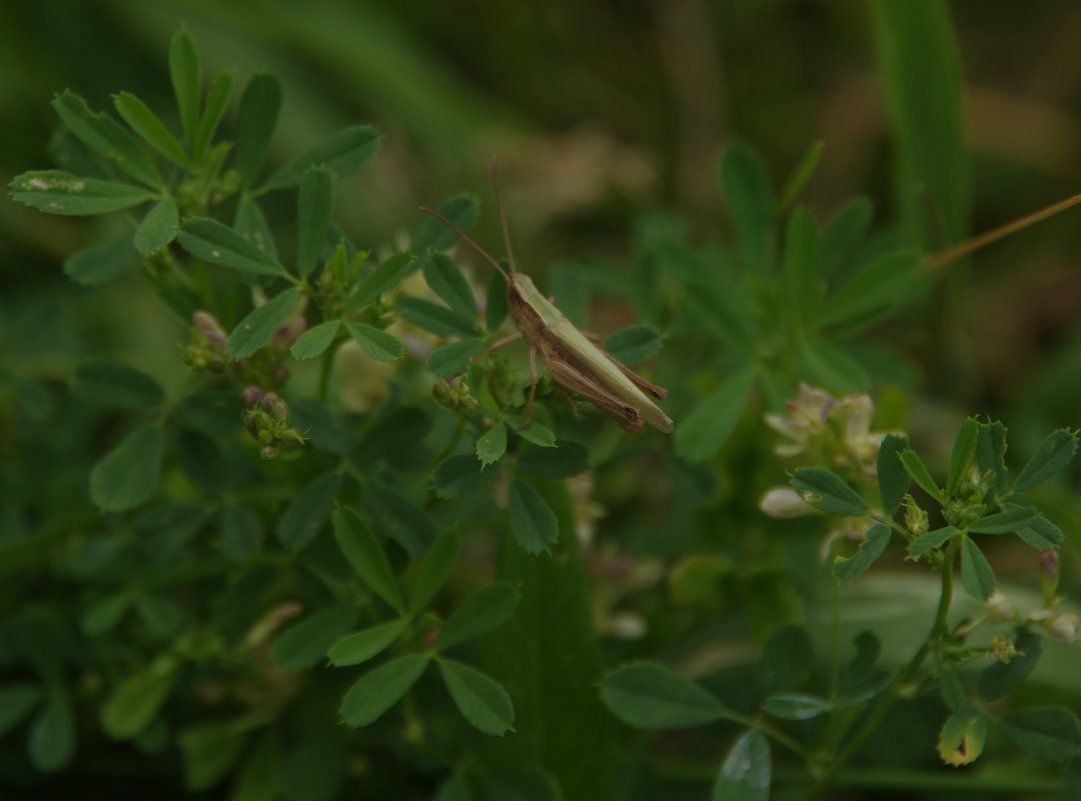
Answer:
[[512, 345, 540, 433]]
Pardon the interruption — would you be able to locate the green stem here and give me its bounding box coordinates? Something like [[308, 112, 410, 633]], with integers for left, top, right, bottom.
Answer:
[[317, 337, 343, 404], [719, 708, 809, 761], [807, 540, 958, 796]]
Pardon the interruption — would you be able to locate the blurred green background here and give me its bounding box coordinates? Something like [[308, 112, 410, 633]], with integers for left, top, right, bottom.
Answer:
[[4, 0, 1081, 434]]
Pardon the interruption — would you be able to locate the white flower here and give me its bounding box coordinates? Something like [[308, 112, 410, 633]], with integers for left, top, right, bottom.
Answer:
[[758, 486, 814, 519]]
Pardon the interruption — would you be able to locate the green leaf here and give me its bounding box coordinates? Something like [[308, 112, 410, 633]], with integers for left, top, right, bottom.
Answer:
[[346, 252, 414, 313], [976, 420, 1008, 497], [681, 281, 757, 352], [437, 583, 520, 650], [439, 660, 515, 736], [1016, 515, 1064, 550], [339, 653, 430, 727], [872, 0, 969, 246], [721, 142, 775, 276], [907, 526, 957, 558], [779, 140, 824, 210], [762, 692, 830, 721], [1014, 429, 1079, 493], [820, 196, 873, 273], [424, 253, 478, 319], [101, 657, 179, 739], [486, 270, 509, 331], [328, 619, 407, 667], [51, 90, 162, 188], [433, 454, 498, 499], [266, 124, 380, 189], [169, 27, 201, 147], [755, 624, 815, 694], [969, 505, 1039, 535], [219, 506, 264, 563], [280, 734, 347, 801], [432, 774, 474, 801], [797, 337, 869, 393], [28, 694, 75, 772], [270, 605, 360, 671], [791, 467, 869, 516], [226, 289, 301, 360], [234, 196, 279, 261], [178, 217, 285, 276], [133, 196, 179, 253], [937, 709, 987, 767], [999, 707, 1081, 764], [62, 233, 135, 286], [290, 320, 340, 360], [397, 297, 479, 338], [89, 424, 166, 512], [877, 434, 911, 515], [191, 71, 234, 159], [946, 418, 981, 497], [476, 423, 508, 467], [275, 471, 341, 551], [178, 721, 247, 792], [836, 631, 893, 708], [516, 441, 589, 478], [230, 729, 282, 801], [899, 449, 946, 503], [71, 358, 164, 408], [979, 627, 1042, 701], [820, 250, 920, 331], [515, 420, 557, 449], [507, 479, 558, 554], [605, 325, 661, 367], [427, 338, 486, 379], [713, 730, 771, 801], [600, 662, 725, 729], [361, 483, 437, 556], [0, 684, 41, 737], [940, 669, 967, 712], [10, 170, 152, 216], [833, 524, 891, 580], [81, 592, 131, 635], [415, 193, 479, 254], [134, 595, 182, 637], [960, 536, 997, 600], [674, 370, 755, 463], [114, 92, 190, 168], [234, 72, 283, 188], [297, 166, 334, 278], [331, 509, 403, 611], [410, 530, 461, 613], [780, 205, 820, 326], [345, 322, 404, 362]]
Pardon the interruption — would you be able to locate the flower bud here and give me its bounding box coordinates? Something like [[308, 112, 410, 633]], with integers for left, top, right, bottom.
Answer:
[[1040, 549, 1059, 582], [758, 486, 813, 519], [243, 410, 259, 438], [241, 386, 265, 408], [1048, 613, 1079, 644], [260, 445, 278, 460], [260, 392, 288, 420], [984, 589, 1014, 623], [193, 311, 228, 348]]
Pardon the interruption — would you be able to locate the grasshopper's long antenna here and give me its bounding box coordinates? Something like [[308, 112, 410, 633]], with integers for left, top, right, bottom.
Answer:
[[491, 155, 517, 273], [418, 206, 509, 280]]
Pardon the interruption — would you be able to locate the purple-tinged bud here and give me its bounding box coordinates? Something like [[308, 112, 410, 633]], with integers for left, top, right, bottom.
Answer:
[[243, 411, 259, 438], [193, 311, 228, 348], [241, 386, 265, 408], [274, 316, 308, 346], [261, 392, 288, 420], [1040, 549, 1059, 581]]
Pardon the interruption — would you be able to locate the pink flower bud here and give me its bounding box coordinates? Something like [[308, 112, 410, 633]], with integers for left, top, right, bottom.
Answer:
[[260, 392, 288, 420], [241, 386, 265, 408], [1040, 549, 1059, 581], [193, 311, 228, 348]]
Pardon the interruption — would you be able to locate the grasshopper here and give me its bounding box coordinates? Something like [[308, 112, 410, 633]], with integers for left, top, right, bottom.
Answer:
[[420, 161, 673, 434]]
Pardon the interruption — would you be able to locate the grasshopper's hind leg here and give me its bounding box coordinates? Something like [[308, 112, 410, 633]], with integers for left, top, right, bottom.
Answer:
[[583, 333, 668, 400]]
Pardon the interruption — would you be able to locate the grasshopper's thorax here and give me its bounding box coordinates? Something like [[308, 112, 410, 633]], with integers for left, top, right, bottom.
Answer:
[[507, 272, 563, 332]]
